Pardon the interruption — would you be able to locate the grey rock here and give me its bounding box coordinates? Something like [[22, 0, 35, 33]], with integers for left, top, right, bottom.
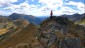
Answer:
[[59, 38, 81, 48]]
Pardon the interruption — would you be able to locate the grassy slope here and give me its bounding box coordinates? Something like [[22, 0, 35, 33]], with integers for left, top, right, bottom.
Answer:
[[75, 15, 85, 26], [0, 23, 37, 48], [0, 22, 15, 35]]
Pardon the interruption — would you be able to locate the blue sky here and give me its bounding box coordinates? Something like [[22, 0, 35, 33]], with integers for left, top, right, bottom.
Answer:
[[0, 0, 85, 16]]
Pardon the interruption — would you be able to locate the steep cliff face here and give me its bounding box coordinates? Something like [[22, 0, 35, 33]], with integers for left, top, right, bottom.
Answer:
[[37, 16, 85, 48]]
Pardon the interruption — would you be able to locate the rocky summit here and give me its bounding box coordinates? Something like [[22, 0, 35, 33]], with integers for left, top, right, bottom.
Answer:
[[36, 16, 85, 48]]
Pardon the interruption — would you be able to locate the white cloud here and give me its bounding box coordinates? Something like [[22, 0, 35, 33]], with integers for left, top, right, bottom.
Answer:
[[0, 10, 5, 15], [10, 0, 18, 3], [4, 1, 30, 10], [66, 1, 85, 14], [39, 0, 63, 4], [0, 0, 85, 16], [39, 0, 63, 10], [3, 1, 40, 16], [0, 0, 18, 7], [0, 10, 11, 16]]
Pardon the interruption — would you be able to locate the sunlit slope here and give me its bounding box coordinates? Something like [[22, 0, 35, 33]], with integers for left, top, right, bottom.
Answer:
[[0, 23, 37, 48]]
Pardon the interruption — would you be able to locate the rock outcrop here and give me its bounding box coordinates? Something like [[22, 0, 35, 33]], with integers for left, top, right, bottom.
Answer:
[[37, 16, 85, 48]]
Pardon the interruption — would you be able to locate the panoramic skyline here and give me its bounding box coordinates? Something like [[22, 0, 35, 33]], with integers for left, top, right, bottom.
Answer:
[[0, 0, 85, 16]]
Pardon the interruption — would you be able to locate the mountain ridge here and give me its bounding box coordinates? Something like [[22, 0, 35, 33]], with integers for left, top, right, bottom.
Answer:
[[0, 16, 85, 48], [37, 16, 85, 48], [9, 13, 42, 25], [0, 13, 85, 48]]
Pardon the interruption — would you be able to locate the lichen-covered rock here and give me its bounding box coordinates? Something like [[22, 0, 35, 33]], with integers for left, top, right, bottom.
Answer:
[[37, 16, 84, 48], [58, 38, 81, 48]]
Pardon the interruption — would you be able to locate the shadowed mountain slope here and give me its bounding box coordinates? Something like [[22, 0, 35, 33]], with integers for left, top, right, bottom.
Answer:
[[62, 13, 85, 21], [9, 13, 41, 24]]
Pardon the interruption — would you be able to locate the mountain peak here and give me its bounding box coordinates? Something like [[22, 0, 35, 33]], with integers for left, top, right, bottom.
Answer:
[[12, 13, 17, 15], [9, 13, 42, 24], [40, 16, 73, 26], [37, 16, 84, 48]]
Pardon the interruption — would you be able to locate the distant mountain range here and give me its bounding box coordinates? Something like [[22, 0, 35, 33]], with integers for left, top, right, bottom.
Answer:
[[62, 13, 85, 21], [38, 13, 85, 22], [9, 13, 42, 25], [0, 13, 85, 25], [0, 15, 9, 23], [0, 13, 42, 25]]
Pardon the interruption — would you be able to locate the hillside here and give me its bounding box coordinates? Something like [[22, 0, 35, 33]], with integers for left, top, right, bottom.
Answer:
[[0, 23, 38, 48], [0, 16, 85, 48], [36, 16, 85, 48], [75, 14, 85, 26], [62, 13, 85, 21], [0, 16, 9, 23], [0, 15, 15, 35], [9, 13, 41, 24]]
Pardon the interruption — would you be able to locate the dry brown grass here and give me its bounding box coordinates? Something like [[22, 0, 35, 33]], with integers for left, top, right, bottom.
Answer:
[[0, 29, 8, 35], [55, 31, 65, 41], [0, 23, 37, 48]]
